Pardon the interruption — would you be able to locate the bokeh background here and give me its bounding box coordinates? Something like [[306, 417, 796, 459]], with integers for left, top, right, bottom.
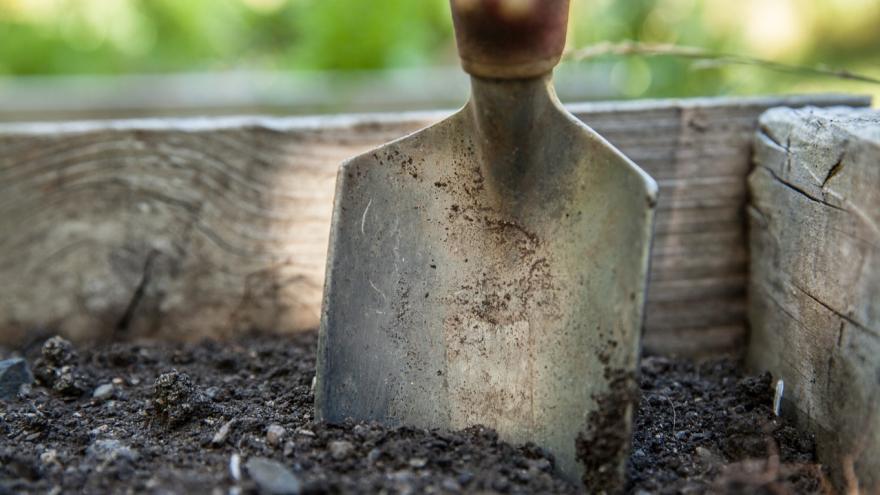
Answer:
[[0, 0, 878, 119]]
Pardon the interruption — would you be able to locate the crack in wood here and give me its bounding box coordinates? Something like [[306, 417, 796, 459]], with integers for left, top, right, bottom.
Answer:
[[114, 250, 158, 335], [759, 164, 847, 212], [758, 125, 788, 151], [789, 281, 880, 340], [746, 204, 768, 227], [822, 150, 847, 189]]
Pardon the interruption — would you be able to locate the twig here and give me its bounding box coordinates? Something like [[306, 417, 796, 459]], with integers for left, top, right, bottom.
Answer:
[[564, 41, 880, 86], [666, 395, 676, 433]]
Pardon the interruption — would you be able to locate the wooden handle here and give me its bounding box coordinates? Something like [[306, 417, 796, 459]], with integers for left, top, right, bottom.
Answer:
[[450, 0, 570, 79]]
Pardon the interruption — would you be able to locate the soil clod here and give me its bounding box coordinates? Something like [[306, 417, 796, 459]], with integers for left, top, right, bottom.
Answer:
[[32, 336, 92, 398], [152, 370, 209, 427], [40, 336, 77, 367], [576, 369, 638, 494]]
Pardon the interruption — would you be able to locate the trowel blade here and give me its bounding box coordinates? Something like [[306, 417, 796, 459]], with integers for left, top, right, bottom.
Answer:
[[316, 77, 656, 490]]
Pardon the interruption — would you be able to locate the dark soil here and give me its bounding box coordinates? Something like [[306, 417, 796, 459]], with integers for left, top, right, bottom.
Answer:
[[0, 332, 830, 494], [577, 369, 638, 494]]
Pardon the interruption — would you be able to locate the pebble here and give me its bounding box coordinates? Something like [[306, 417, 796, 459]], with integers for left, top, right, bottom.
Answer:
[[204, 386, 221, 401], [87, 439, 139, 463], [388, 470, 415, 484], [390, 471, 419, 495], [695, 446, 721, 465], [212, 419, 236, 446], [245, 457, 302, 495], [513, 468, 532, 482], [88, 425, 110, 439], [92, 384, 114, 400], [0, 358, 33, 400], [408, 457, 427, 468], [491, 476, 510, 492], [266, 424, 286, 447], [352, 424, 369, 438], [441, 478, 461, 492], [527, 458, 552, 472], [329, 440, 354, 460], [229, 453, 241, 481], [40, 449, 59, 465], [283, 441, 295, 457], [366, 448, 382, 464]]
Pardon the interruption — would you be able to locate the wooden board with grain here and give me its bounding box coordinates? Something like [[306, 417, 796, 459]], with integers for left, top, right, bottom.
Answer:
[[0, 94, 870, 355], [747, 106, 880, 491]]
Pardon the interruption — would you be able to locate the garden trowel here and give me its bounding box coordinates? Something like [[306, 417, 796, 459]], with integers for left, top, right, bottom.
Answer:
[[316, 0, 657, 489]]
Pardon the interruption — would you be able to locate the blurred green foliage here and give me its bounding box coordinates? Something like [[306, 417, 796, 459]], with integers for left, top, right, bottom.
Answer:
[[0, 0, 878, 99]]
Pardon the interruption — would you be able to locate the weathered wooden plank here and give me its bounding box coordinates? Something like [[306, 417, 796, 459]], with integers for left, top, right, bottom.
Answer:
[[747, 106, 880, 491], [0, 95, 870, 356]]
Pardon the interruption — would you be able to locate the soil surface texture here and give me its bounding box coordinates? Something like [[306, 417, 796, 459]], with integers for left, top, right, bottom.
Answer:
[[0, 332, 829, 494]]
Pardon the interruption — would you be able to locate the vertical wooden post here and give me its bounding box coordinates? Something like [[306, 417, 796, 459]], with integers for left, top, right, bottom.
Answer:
[[748, 106, 880, 491]]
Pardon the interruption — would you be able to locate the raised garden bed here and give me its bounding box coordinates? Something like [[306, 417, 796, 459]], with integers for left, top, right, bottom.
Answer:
[[1, 95, 877, 493]]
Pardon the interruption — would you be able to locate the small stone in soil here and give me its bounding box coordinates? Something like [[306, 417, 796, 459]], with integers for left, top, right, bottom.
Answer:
[[0, 358, 33, 400], [295, 428, 315, 438], [283, 441, 295, 457], [527, 458, 552, 472], [266, 424, 286, 447], [329, 440, 354, 460], [92, 383, 114, 400], [229, 453, 242, 482], [39, 450, 58, 468], [245, 457, 302, 495], [441, 478, 461, 492], [212, 419, 236, 446], [87, 439, 139, 463], [352, 424, 369, 438]]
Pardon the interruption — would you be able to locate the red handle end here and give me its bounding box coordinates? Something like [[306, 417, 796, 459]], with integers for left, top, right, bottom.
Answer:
[[450, 0, 570, 79]]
